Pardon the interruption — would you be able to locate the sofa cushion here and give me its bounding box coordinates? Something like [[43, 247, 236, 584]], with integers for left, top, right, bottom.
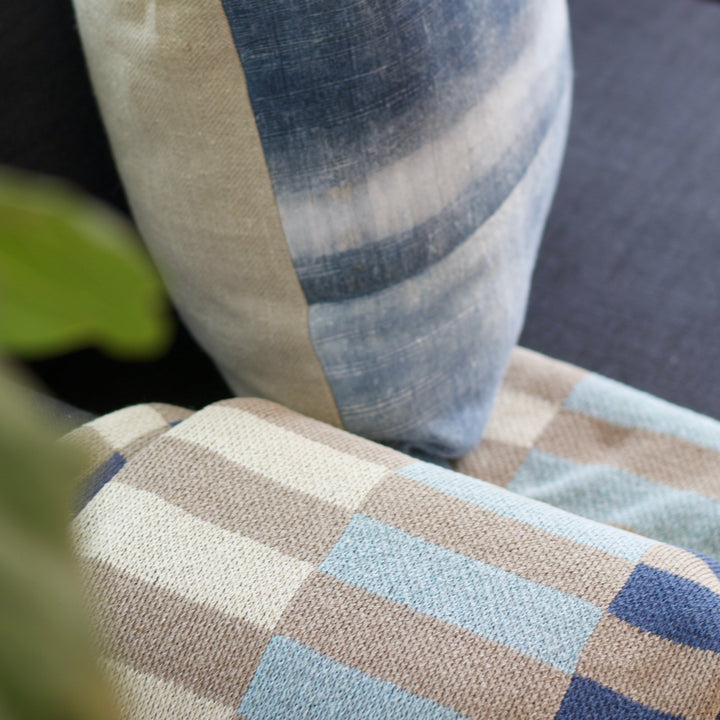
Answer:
[[70, 0, 572, 459]]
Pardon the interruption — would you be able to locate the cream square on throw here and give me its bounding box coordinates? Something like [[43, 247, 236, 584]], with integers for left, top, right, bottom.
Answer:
[[483, 388, 560, 448]]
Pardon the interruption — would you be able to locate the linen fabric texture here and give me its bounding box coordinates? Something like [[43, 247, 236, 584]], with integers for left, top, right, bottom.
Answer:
[[71, 0, 572, 459], [67, 348, 720, 720]]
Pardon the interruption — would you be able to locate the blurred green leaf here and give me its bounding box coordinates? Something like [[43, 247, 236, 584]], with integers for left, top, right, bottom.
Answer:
[[0, 167, 171, 358], [0, 365, 120, 720]]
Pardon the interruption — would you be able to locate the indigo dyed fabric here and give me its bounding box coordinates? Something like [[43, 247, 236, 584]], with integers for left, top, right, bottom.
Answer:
[[68, 369, 720, 720], [220, 0, 572, 458], [72, 0, 572, 460]]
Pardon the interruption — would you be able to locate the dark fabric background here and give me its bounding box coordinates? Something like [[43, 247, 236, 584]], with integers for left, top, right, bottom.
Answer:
[[0, 0, 127, 209], [0, 0, 231, 413], [520, 0, 720, 420], [2, 0, 720, 421]]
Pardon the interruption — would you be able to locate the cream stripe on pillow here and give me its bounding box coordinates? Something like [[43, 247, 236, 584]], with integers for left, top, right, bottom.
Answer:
[[71, 0, 341, 426]]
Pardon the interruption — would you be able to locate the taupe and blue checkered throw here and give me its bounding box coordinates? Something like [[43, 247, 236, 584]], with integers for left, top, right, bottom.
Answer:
[[67, 348, 720, 720]]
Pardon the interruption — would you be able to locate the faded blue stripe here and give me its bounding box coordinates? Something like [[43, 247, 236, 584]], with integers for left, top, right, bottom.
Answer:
[[239, 635, 466, 720], [221, 0, 534, 191], [401, 462, 654, 562], [307, 75, 572, 460], [293, 50, 570, 303], [566, 373, 720, 453], [555, 677, 685, 720], [508, 450, 720, 561], [609, 564, 720, 653], [321, 513, 601, 674]]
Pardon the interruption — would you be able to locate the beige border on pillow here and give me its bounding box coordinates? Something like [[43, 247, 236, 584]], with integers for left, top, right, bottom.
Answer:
[[72, 0, 342, 426]]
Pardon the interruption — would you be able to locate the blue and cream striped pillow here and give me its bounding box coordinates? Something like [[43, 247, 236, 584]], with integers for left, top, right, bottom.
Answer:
[[72, 0, 572, 459]]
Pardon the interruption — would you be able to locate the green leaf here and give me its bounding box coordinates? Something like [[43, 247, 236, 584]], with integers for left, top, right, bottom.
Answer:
[[0, 364, 120, 720], [0, 167, 171, 358]]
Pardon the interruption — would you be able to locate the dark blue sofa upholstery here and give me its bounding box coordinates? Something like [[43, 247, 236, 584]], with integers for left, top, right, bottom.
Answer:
[[521, 0, 720, 420]]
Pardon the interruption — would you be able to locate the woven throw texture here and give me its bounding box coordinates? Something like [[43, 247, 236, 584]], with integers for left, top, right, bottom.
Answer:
[[67, 351, 720, 720], [457, 347, 720, 563]]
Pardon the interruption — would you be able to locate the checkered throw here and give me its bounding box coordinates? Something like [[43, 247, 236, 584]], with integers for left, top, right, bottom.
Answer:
[[66, 348, 720, 719]]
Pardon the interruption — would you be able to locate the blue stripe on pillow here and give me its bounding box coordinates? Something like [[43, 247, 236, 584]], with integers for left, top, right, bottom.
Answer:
[[293, 55, 569, 303]]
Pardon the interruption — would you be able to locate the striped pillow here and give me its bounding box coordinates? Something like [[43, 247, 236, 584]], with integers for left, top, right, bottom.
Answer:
[[71, 0, 572, 459], [68, 387, 720, 720]]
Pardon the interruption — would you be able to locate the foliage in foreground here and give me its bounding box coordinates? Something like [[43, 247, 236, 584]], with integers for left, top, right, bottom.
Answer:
[[0, 167, 172, 719]]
